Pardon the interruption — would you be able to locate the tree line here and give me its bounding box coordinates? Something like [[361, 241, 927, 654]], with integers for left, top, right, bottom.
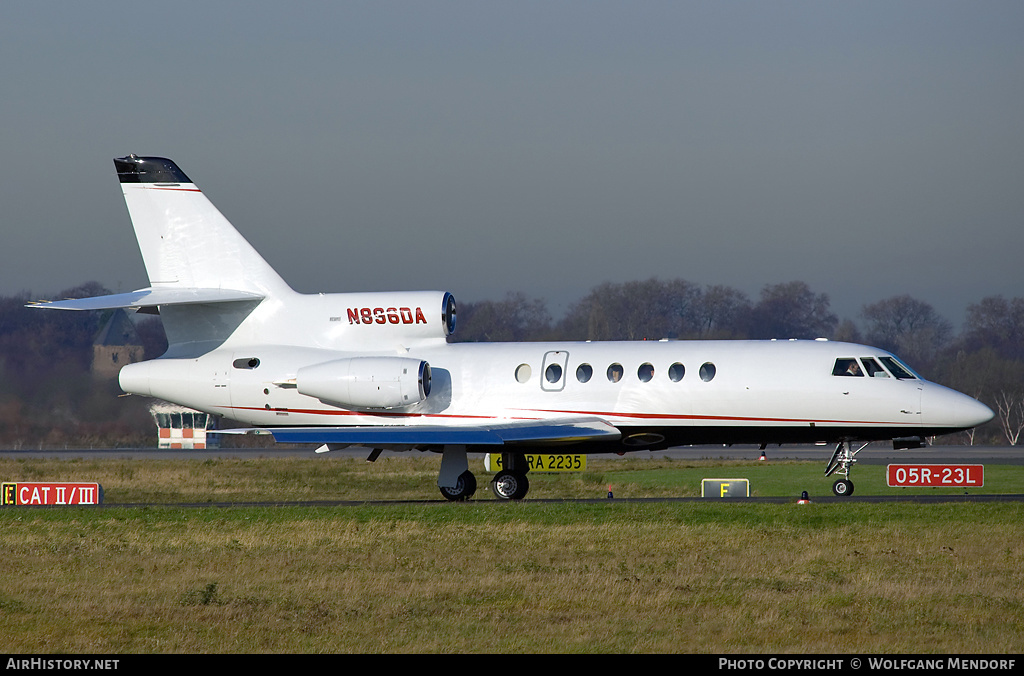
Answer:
[[0, 279, 1021, 446], [0, 283, 166, 448]]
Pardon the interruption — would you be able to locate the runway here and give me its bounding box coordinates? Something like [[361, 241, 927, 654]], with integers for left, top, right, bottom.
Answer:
[[3, 443, 1021, 464], [94, 493, 1024, 509]]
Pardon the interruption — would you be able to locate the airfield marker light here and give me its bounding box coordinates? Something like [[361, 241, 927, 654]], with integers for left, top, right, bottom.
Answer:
[[797, 491, 811, 505], [759, 451, 767, 461], [607, 484, 614, 499]]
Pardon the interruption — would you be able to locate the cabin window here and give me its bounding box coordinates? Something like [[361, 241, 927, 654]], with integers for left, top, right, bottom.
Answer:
[[879, 356, 917, 380], [832, 358, 863, 377], [576, 363, 593, 383], [861, 357, 889, 378], [638, 363, 654, 382], [699, 362, 716, 382], [668, 362, 685, 382], [545, 363, 563, 384], [607, 363, 624, 383], [515, 363, 532, 383]]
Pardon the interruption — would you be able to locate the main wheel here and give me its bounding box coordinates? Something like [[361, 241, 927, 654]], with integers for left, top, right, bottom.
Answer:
[[439, 470, 477, 501], [832, 478, 854, 497], [491, 470, 529, 500]]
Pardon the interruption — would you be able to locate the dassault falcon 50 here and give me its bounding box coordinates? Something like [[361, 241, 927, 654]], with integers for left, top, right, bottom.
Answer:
[[31, 156, 995, 499]]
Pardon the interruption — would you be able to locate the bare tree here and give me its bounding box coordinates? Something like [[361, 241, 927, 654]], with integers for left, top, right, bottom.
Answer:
[[455, 292, 551, 342], [861, 295, 952, 373], [963, 295, 1024, 361], [994, 390, 1024, 446], [748, 281, 837, 340], [558, 278, 708, 341], [690, 284, 751, 339]]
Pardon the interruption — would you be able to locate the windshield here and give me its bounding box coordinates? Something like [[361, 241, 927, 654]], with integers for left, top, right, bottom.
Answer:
[[879, 356, 918, 380], [861, 357, 889, 378]]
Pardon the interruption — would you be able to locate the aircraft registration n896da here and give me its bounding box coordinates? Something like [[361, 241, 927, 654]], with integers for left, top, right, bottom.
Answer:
[[31, 156, 994, 499]]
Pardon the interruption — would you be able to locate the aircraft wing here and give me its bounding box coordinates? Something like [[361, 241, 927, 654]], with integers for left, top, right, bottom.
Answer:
[[26, 287, 264, 311], [223, 417, 621, 448]]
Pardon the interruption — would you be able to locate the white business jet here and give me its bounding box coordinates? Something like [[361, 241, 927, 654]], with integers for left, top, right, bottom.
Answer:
[[31, 156, 994, 499]]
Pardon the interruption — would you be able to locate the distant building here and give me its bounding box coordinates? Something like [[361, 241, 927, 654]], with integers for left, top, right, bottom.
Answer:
[[149, 402, 219, 449], [92, 309, 144, 378]]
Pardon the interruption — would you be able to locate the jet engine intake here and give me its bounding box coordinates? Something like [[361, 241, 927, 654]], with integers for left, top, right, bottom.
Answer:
[[296, 357, 432, 409]]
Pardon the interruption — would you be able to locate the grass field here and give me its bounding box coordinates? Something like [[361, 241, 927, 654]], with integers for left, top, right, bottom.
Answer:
[[2, 455, 1021, 503], [1, 455, 1022, 653]]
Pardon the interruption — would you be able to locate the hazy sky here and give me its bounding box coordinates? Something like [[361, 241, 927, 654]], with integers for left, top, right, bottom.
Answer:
[[3, 2, 1022, 327]]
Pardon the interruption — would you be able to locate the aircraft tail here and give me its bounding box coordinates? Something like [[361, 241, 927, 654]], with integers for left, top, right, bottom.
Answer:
[[113, 155, 291, 298], [29, 156, 294, 351]]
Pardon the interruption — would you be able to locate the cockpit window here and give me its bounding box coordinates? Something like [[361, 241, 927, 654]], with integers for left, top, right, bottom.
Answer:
[[832, 358, 863, 377], [879, 356, 917, 380], [861, 357, 889, 378]]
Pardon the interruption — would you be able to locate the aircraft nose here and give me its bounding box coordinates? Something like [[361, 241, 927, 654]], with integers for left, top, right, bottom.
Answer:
[[959, 395, 996, 428], [922, 385, 994, 429]]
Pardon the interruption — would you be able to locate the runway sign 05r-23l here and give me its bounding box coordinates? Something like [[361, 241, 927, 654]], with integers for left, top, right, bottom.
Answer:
[[887, 465, 983, 488]]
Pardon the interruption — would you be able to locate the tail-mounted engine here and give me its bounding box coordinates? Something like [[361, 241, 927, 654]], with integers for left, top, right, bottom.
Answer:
[[296, 356, 432, 409]]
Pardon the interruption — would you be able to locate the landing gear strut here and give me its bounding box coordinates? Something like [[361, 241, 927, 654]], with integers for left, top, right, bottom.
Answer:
[[438, 446, 477, 501], [824, 440, 868, 497]]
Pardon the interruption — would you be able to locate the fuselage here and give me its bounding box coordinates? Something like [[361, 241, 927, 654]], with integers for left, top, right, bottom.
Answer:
[[119, 329, 993, 451]]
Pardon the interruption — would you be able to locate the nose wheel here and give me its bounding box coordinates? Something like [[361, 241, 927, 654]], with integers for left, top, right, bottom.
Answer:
[[831, 478, 854, 497]]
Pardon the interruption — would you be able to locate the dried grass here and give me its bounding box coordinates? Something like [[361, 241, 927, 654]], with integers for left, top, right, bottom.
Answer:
[[0, 456, 1022, 653]]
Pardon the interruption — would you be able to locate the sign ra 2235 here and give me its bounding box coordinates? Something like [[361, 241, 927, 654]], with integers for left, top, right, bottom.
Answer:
[[485, 454, 586, 473], [887, 464, 983, 488]]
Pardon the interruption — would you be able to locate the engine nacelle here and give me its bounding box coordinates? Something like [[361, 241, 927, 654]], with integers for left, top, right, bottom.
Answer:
[[295, 357, 432, 409]]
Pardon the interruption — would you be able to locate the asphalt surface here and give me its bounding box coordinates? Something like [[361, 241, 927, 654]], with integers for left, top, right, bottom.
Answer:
[[2, 444, 1021, 464]]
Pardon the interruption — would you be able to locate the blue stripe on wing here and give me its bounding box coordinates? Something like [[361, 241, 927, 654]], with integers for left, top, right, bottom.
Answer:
[[259, 417, 621, 446]]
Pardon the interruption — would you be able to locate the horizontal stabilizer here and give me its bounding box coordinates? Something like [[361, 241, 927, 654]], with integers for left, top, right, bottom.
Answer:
[[27, 287, 265, 311], [218, 417, 621, 448]]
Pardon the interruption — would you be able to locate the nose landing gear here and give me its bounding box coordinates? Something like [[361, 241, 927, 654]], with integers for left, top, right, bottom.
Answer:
[[824, 441, 868, 497]]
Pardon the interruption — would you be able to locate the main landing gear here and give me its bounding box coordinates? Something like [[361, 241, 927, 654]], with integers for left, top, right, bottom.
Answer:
[[824, 440, 869, 496], [438, 446, 477, 501], [491, 469, 530, 500], [489, 452, 531, 501], [439, 470, 477, 501], [437, 448, 531, 501]]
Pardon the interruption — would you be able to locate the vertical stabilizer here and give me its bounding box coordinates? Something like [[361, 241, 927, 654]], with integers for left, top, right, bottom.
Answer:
[[113, 155, 292, 298]]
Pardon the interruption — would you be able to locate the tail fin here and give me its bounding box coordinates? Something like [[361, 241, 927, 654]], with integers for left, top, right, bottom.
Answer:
[[30, 156, 294, 352], [114, 155, 291, 297]]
